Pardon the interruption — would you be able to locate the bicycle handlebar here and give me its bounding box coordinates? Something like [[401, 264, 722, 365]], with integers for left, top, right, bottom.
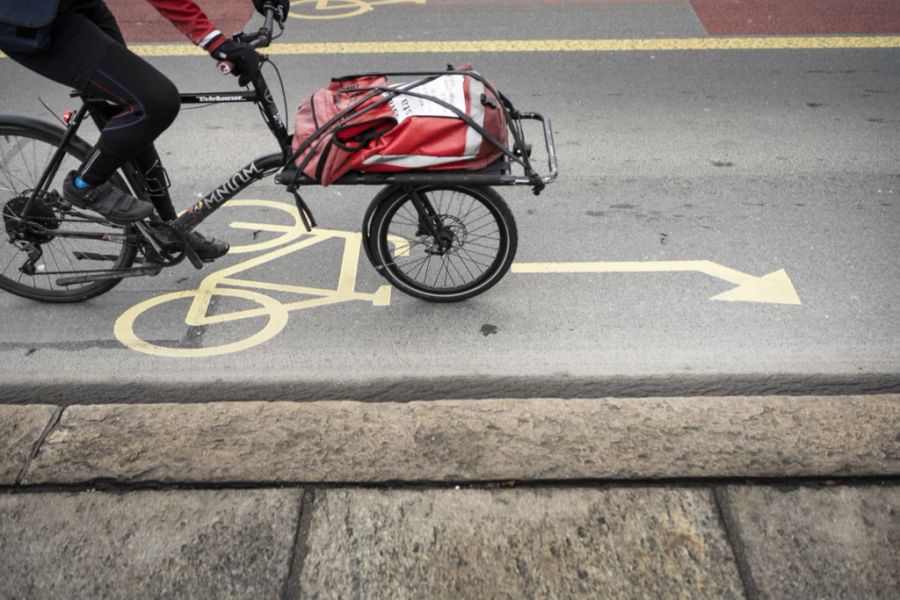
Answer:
[[217, 4, 277, 75]]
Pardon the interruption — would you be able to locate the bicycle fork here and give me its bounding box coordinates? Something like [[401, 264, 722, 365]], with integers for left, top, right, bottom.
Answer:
[[403, 186, 453, 254]]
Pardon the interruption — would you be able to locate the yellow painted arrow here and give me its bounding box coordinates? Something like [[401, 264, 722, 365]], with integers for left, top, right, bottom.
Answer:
[[511, 260, 802, 305]]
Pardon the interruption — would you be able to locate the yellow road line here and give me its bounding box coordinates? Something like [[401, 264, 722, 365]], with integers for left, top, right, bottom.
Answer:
[[512, 261, 802, 305], [4, 36, 899, 59], [258, 36, 900, 54]]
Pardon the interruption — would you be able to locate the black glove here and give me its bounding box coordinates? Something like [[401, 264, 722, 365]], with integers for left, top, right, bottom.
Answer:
[[210, 39, 261, 87], [253, 0, 291, 23]]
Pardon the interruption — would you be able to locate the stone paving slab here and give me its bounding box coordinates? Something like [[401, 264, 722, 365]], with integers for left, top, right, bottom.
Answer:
[[0, 404, 57, 485], [725, 484, 900, 600], [21, 395, 900, 484], [1, 484, 896, 598], [0, 489, 301, 600], [297, 486, 744, 598]]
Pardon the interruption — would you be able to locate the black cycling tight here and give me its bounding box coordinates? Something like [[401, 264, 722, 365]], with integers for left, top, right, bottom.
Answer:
[[5, 1, 182, 220], [79, 41, 180, 192]]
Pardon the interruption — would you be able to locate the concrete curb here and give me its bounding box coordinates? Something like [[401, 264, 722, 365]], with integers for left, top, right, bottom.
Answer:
[[10, 395, 899, 485], [2, 373, 899, 404], [0, 404, 58, 485]]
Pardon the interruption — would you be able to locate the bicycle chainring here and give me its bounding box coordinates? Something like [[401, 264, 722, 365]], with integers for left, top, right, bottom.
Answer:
[[138, 221, 187, 267], [2, 192, 62, 244]]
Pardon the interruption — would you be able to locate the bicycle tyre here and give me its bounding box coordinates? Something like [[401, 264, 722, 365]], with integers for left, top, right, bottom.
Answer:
[[367, 184, 517, 302], [0, 116, 139, 302]]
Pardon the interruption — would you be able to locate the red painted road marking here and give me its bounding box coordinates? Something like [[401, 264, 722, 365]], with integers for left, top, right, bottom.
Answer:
[[102, 0, 900, 42], [691, 0, 900, 35], [427, 1, 687, 4], [105, 0, 254, 42]]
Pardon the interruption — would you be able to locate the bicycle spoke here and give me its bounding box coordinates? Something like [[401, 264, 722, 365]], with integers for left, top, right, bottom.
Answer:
[[446, 253, 473, 283], [1, 248, 18, 277], [0, 139, 35, 191], [0, 126, 135, 301], [411, 251, 431, 281], [453, 247, 496, 263], [389, 216, 422, 229], [389, 252, 433, 273], [458, 247, 492, 272], [0, 160, 26, 194], [455, 252, 480, 281], [25, 135, 38, 185], [464, 234, 501, 246]]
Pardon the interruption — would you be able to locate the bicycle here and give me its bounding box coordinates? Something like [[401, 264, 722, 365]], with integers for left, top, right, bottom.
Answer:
[[0, 3, 557, 306]]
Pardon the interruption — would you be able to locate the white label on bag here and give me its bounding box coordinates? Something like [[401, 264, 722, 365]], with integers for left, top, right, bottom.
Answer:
[[386, 75, 467, 122]]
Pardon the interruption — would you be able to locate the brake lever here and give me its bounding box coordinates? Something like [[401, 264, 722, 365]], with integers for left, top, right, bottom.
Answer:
[[218, 6, 276, 73]]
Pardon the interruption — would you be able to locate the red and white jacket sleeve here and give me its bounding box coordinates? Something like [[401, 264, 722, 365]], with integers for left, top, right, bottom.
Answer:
[[144, 0, 227, 53]]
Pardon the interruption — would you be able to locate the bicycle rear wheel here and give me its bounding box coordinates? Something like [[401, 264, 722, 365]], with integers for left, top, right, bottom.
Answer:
[[0, 117, 138, 302], [367, 184, 517, 302]]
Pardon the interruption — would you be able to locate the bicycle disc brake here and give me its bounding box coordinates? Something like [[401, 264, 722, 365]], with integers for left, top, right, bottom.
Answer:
[[423, 215, 466, 256]]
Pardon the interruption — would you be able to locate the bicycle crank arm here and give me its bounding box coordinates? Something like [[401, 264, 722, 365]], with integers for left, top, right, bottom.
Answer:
[[56, 265, 163, 286], [134, 221, 204, 269]]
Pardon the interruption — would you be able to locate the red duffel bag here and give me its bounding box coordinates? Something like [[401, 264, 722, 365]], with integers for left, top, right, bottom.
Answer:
[[290, 69, 509, 185]]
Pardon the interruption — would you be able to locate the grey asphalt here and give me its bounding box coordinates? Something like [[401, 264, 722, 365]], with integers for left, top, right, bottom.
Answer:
[[1, 3, 899, 402]]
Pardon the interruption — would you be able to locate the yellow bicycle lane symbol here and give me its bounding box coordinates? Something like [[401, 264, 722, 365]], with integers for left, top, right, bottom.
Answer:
[[115, 199, 801, 359], [115, 199, 394, 358], [289, 0, 427, 20]]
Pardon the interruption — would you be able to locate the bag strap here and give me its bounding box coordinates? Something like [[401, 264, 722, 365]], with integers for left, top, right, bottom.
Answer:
[[288, 74, 445, 186], [359, 84, 531, 174]]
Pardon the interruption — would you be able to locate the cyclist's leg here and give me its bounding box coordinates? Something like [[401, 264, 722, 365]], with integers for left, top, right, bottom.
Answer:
[[81, 69, 228, 260], [76, 3, 184, 222], [131, 146, 229, 261], [7, 2, 227, 254], [75, 0, 179, 223], [132, 146, 177, 221], [76, 41, 180, 188], [82, 3, 227, 259], [67, 0, 179, 192], [4, 13, 172, 222]]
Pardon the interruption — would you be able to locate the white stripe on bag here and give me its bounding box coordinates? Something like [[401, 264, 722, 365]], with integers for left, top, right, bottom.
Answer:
[[362, 154, 474, 169], [465, 77, 485, 158]]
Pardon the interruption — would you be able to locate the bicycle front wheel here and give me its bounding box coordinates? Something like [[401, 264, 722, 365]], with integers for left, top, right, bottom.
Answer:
[[368, 185, 517, 302], [0, 117, 138, 302]]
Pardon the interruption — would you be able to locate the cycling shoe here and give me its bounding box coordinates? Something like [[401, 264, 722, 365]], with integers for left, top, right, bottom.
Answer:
[[148, 222, 230, 263], [184, 229, 229, 262], [63, 171, 154, 224]]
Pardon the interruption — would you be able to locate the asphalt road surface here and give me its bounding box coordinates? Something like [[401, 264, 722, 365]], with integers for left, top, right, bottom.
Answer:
[[1, 0, 898, 402]]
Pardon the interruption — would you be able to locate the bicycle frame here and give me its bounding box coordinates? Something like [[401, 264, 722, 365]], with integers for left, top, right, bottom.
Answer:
[[169, 72, 294, 232]]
